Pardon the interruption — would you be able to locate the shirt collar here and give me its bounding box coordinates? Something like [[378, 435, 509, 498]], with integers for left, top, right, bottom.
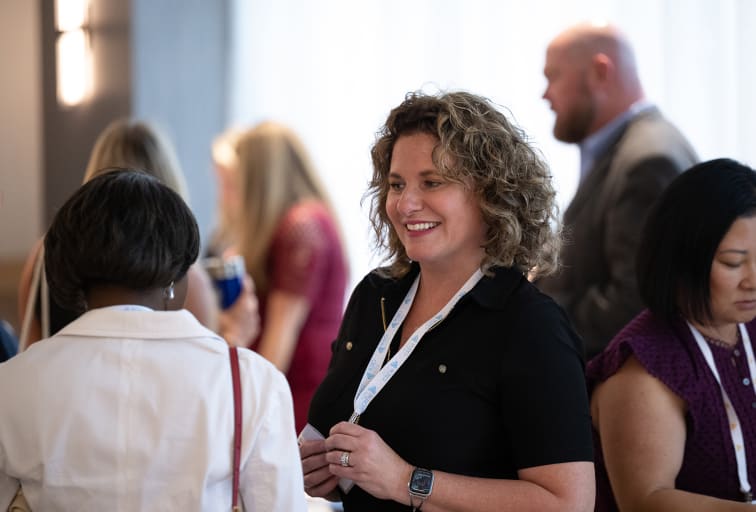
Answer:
[[468, 266, 525, 310], [380, 263, 525, 312], [579, 100, 655, 181], [99, 304, 154, 312]]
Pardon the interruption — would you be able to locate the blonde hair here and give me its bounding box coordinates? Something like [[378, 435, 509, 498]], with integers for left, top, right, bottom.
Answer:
[[234, 121, 336, 293], [83, 119, 189, 202]]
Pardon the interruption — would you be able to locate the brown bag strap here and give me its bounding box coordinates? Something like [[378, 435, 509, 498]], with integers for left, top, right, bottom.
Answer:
[[229, 346, 242, 512], [19, 245, 48, 352]]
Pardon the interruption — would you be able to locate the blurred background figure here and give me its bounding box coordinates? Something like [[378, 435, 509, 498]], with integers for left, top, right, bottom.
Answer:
[[211, 121, 348, 433], [0, 169, 305, 511], [17, 119, 258, 349], [208, 127, 243, 259], [588, 159, 756, 510], [538, 21, 698, 359], [0, 320, 17, 362]]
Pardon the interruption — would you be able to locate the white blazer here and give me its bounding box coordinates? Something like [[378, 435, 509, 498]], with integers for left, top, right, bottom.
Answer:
[[0, 307, 306, 512]]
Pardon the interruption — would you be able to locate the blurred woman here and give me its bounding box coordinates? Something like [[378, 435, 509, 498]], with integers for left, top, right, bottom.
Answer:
[[17, 120, 258, 348], [588, 158, 756, 510], [0, 169, 305, 511], [300, 91, 594, 511], [213, 121, 348, 433]]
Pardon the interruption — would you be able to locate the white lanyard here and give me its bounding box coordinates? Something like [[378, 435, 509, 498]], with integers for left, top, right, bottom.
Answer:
[[349, 269, 484, 423], [688, 322, 756, 503]]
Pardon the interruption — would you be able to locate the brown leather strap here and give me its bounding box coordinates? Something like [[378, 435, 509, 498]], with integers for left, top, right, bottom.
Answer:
[[229, 346, 242, 511]]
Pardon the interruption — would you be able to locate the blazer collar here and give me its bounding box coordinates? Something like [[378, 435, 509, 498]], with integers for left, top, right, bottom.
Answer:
[[566, 106, 663, 222], [56, 307, 225, 343]]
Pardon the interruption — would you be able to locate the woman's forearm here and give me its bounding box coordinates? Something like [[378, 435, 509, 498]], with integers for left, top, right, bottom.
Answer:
[[396, 462, 594, 512]]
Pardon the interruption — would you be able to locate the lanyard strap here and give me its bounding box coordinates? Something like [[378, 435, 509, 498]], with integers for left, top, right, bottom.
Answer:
[[350, 269, 484, 422], [688, 322, 756, 502]]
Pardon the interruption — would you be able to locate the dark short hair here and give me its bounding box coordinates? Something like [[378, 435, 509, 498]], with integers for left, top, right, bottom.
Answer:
[[367, 90, 560, 278], [637, 158, 756, 323], [45, 169, 200, 313]]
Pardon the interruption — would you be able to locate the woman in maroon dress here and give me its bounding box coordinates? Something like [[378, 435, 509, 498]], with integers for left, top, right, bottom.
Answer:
[[212, 122, 348, 433]]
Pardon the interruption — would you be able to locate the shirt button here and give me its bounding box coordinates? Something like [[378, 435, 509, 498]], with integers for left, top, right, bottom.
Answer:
[[438, 364, 447, 374], [734, 349, 741, 357], [743, 378, 751, 386], [752, 402, 756, 409], [345, 341, 353, 351]]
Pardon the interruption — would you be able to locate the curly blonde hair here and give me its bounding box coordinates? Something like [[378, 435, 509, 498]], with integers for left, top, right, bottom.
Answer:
[[368, 90, 561, 278]]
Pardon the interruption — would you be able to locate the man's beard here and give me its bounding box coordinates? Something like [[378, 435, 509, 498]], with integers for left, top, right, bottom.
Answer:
[[553, 94, 595, 143]]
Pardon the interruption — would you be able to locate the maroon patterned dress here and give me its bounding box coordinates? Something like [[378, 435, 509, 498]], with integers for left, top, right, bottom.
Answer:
[[253, 200, 348, 433]]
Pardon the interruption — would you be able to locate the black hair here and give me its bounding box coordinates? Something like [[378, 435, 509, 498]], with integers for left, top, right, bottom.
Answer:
[[44, 168, 200, 313], [637, 158, 756, 323]]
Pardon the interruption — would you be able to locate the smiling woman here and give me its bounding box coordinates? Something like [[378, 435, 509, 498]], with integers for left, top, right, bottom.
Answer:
[[385, 132, 486, 278], [299, 91, 595, 512]]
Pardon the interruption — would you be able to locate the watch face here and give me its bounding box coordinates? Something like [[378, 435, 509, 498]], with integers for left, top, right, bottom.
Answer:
[[409, 468, 434, 496]]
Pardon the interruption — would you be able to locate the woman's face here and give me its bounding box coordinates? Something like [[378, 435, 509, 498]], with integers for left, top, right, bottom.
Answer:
[[708, 215, 756, 327], [385, 132, 486, 276], [215, 162, 241, 222]]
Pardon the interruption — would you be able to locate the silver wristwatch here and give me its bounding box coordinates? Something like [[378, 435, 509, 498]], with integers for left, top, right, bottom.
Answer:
[[408, 467, 434, 511]]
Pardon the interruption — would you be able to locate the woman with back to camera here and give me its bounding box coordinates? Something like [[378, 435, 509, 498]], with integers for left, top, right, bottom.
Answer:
[[588, 158, 756, 510], [212, 121, 348, 433], [17, 119, 258, 349], [0, 169, 305, 511], [300, 91, 595, 511]]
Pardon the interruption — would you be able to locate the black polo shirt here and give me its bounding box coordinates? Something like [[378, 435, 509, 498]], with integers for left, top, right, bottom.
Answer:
[[308, 264, 593, 511]]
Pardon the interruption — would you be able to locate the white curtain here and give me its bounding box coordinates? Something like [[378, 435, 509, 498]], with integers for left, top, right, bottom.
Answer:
[[226, 0, 756, 290]]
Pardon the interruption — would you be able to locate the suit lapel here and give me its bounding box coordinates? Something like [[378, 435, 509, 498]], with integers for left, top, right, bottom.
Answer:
[[563, 108, 655, 223]]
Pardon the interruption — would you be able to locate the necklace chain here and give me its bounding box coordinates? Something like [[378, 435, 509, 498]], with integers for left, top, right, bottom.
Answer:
[[702, 329, 741, 350]]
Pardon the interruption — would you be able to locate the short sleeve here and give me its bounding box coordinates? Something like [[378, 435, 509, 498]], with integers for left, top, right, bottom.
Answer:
[[269, 204, 334, 301], [586, 311, 699, 403], [501, 298, 593, 469]]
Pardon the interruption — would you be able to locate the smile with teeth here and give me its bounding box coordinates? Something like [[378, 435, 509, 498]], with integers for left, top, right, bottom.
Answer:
[[406, 222, 439, 231]]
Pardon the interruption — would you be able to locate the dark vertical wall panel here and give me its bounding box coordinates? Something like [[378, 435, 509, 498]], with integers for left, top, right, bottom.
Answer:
[[131, 0, 229, 247], [41, 0, 131, 226]]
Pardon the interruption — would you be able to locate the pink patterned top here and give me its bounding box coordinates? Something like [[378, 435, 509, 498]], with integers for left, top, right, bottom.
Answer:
[[253, 200, 348, 433], [587, 310, 756, 509]]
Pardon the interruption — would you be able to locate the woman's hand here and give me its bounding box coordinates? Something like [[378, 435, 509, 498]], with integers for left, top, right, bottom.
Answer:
[[300, 438, 340, 499], [218, 274, 260, 347], [325, 421, 413, 503]]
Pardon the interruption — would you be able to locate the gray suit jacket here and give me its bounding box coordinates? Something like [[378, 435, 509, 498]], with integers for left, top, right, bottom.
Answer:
[[539, 107, 698, 359]]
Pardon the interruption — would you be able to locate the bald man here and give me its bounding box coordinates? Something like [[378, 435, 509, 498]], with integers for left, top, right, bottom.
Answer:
[[538, 22, 698, 359]]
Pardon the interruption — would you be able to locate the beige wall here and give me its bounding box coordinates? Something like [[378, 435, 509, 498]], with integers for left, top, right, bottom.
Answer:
[[0, 0, 43, 331], [0, 0, 43, 259]]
